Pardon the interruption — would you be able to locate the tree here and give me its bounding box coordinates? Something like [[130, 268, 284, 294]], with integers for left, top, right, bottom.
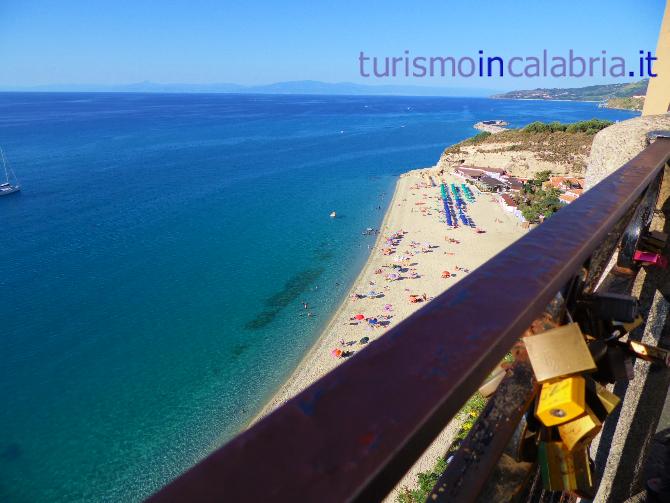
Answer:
[[534, 170, 552, 184]]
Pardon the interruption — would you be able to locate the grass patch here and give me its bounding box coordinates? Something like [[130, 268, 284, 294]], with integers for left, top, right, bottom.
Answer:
[[395, 392, 488, 503], [395, 354, 515, 502]]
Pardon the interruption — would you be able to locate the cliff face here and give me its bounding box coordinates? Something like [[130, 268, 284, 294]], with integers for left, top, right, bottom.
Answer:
[[435, 132, 594, 178]]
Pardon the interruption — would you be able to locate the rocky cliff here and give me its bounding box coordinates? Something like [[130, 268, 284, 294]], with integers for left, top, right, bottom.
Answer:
[[434, 128, 601, 178]]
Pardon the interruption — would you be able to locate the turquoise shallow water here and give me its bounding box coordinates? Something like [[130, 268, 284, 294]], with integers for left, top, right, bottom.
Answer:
[[0, 93, 636, 502]]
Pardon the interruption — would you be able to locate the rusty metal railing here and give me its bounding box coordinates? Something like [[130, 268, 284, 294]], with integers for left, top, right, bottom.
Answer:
[[148, 138, 670, 503]]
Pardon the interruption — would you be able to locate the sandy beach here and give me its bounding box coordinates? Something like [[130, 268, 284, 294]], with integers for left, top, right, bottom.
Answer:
[[255, 166, 526, 496]]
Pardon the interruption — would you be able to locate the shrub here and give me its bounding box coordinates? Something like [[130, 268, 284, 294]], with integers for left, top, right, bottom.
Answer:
[[396, 392, 487, 502], [465, 131, 492, 143], [396, 457, 448, 503], [522, 119, 612, 135]]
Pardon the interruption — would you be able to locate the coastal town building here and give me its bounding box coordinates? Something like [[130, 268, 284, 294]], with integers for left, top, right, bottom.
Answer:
[[542, 176, 584, 192], [454, 165, 509, 181], [454, 166, 586, 222], [506, 177, 526, 193], [542, 176, 585, 205], [475, 175, 506, 192], [498, 193, 526, 222], [453, 166, 487, 180], [559, 192, 579, 204]]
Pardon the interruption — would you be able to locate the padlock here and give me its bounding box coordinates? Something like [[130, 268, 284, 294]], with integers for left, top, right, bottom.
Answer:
[[538, 441, 574, 491], [572, 444, 596, 498], [536, 376, 586, 427], [523, 323, 596, 383], [538, 441, 594, 494], [588, 339, 609, 362], [578, 293, 639, 323], [640, 230, 668, 252], [558, 405, 601, 450], [585, 376, 620, 421], [591, 344, 634, 383], [633, 250, 668, 268], [625, 340, 670, 367]]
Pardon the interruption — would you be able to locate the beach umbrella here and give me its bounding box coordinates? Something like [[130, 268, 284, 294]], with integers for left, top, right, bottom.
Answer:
[[360, 337, 370, 344], [368, 291, 377, 297], [354, 314, 365, 320], [384, 304, 393, 311], [331, 348, 343, 358]]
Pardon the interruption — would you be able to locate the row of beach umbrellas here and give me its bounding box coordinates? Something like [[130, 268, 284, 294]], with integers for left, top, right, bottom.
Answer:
[[450, 184, 476, 228]]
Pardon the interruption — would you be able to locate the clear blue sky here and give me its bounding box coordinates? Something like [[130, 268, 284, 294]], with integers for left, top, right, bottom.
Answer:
[[0, 0, 666, 89]]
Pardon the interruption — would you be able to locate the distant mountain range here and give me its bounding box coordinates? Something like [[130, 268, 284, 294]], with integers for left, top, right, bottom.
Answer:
[[491, 79, 648, 102], [0, 80, 495, 97], [2, 79, 650, 108]]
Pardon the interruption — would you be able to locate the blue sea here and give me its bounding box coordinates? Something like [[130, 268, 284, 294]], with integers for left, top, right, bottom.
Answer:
[[0, 93, 636, 502]]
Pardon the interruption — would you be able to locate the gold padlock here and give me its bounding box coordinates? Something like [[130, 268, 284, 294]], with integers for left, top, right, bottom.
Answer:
[[536, 375, 586, 426], [538, 441, 593, 494], [523, 323, 596, 382], [585, 376, 620, 421], [558, 405, 601, 450]]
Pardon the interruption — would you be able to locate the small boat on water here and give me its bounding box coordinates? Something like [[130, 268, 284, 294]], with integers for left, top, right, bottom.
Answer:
[[0, 148, 20, 196], [330, 211, 337, 218]]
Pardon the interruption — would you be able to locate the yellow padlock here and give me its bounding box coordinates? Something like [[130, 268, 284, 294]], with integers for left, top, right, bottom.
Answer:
[[558, 405, 601, 450], [535, 375, 586, 426]]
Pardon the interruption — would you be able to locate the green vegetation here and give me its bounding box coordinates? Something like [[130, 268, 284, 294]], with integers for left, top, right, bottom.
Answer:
[[517, 171, 563, 223], [396, 392, 488, 503], [605, 96, 645, 111], [443, 119, 614, 172], [461, 131, 491, 145], [396, 456, 448, 503], [492, 79, 648, 102], [532, 170, 552, 183], [396, 352, 516, 503], [522, 119, 613, 135]]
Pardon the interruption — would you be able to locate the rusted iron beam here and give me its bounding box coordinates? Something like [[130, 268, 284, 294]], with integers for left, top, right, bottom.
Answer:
[[429, 301, 564, 501], [148, 139, 670, 503], [429, 361, 537, 502]]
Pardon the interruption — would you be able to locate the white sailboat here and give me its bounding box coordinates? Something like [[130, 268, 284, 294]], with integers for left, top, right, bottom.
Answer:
[[0, 147, 20, 196]]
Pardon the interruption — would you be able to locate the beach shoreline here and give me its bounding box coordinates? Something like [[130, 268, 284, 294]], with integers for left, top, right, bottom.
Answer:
[[251, 174, 404, 422], [250, 165, 527, 496]]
